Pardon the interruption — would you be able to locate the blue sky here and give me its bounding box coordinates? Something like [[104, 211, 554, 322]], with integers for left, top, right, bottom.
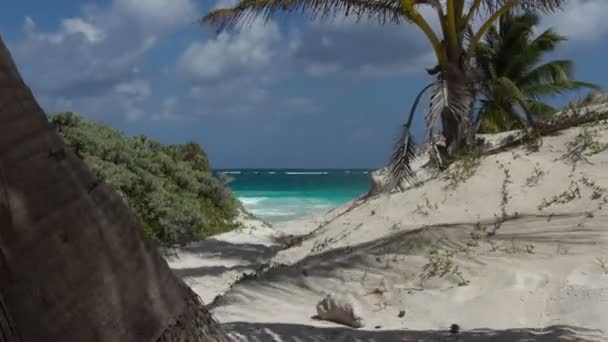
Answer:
[[2, 0, 607, 169]]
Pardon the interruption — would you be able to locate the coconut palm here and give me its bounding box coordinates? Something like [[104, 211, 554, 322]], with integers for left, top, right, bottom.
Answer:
[[0, 35, 227, 342], [203, 0, 569, 190], [474, 11, 599, 133]]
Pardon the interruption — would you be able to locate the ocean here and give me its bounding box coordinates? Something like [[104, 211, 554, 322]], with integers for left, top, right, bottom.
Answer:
[[215, 169, 373, 223]]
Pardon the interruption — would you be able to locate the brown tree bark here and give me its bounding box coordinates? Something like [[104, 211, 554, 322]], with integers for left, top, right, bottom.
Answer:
[[440, 60, 475, 160], [0, 35, 227, 342]]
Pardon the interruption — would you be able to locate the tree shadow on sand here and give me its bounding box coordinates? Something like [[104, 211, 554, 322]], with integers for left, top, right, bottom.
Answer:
[[223, 322, 605, 342], [170, 239, 276, 264]]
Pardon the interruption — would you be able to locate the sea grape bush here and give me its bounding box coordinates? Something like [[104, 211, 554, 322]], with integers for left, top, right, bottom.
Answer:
[[50, 112, 240, 246]]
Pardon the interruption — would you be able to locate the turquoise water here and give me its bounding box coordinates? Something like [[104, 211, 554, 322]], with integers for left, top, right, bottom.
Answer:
[[215, 170, 372, 223]]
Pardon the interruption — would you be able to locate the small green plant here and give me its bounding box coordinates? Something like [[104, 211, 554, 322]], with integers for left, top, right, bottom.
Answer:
[[525, 164, 545, 187], [420, 249, 469, 287], [556, 243, 569, 255], [538, 181, 581, 211], [489, 214, 503, 236], [595, 257, 608, 274], [468, 221, 491, 247], [525, 244, 535, 254], [579, 176, 608, 207], [413, 196, 439, 216], [442, 155, 481, 191], [501, 239, 521, 254], [498, 162, 512, 218], [488, 239, 499, 252], [311, 237, 335, 253], [561, 127, 608, 169], [467, 231, 481, 247], [524, 130, 543, 153]]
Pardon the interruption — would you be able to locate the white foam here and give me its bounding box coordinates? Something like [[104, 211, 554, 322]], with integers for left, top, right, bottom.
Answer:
[[285, 172, 329, 175], [250, 208, 295, 217], [238, 197, 268, 206], [221, 171, 241, 175]]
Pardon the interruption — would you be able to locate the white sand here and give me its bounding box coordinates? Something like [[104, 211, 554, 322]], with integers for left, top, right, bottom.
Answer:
[[168, 105, 608, 341]]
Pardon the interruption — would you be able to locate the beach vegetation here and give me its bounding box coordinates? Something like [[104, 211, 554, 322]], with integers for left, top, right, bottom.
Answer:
[[50, 112, 241, 246], [420, 248, 469, 287], [537, 180, 581, 211], [562, 127, 608, 168], [596, 257, 608, 275], [525, 163, 545, 187], [441, 154, 481, 190]]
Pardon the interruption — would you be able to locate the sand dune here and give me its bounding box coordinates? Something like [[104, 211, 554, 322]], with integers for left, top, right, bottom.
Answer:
[[168, 114, 608, 340]]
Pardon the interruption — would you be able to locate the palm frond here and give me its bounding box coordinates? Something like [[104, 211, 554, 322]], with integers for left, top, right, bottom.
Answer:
[[473, 8, 595, 133], [524, 80, 600, 98], [425, 77, 449, 141], [386, 128, 417, 191], [202, 0, 411, 30], [519, 60, 573, 89], [386, 83, 434, 191], [524, 99, 556, 118], [530, 27, 566, 51], [482, 0, 570, 13], [477, 101, 521, 133]]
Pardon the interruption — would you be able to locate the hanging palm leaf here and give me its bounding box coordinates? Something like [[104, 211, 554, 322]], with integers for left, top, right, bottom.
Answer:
[[385, 83, 434, 191], [425, 77, 449, 142]]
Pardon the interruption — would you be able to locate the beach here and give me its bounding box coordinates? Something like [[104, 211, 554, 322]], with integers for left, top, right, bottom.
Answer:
[[216, 169, 372, 223], [166, 106, 608, 341]]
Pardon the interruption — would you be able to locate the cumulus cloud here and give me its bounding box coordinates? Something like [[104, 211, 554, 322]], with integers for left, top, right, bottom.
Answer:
[[113, 0, 198, 30], [178, 18, 281, 83], [115, 80, 151, 98], [290, 20, 433, 77], [542, 0, 608, 43], [11, 0, 200, 122], [23, 17, 107, 44]]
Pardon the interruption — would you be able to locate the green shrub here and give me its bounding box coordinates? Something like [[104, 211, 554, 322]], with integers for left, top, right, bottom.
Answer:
[[50, 112, 241, 246]]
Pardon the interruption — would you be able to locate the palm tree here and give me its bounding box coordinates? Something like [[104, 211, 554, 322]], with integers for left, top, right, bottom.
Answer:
[[474, 11, 599, 133], [0, 35, 227, 342], [203, 0, 569, 189]]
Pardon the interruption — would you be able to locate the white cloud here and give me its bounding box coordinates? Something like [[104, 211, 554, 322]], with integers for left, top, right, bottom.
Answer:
[[62, 18, 107, 43], [113, 0, 198, 30], [115, 80, 151, 98], [178, 18, 281, 82], [290, 15, 433, 78], [542, 0, 608, 43], [11, 0, 196, 122], [24, 17, 106, 44]]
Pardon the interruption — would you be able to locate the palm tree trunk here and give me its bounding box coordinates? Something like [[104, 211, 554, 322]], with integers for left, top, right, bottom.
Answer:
[[441, 60, 475, 159], [0, 35, 227, 342]]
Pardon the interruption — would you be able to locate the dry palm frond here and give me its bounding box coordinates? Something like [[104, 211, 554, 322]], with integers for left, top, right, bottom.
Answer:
[[482, 0, 569, 13], [202, 0, 414, 31], [385, 83, 434, 191], [425, 76, 449, 142]]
